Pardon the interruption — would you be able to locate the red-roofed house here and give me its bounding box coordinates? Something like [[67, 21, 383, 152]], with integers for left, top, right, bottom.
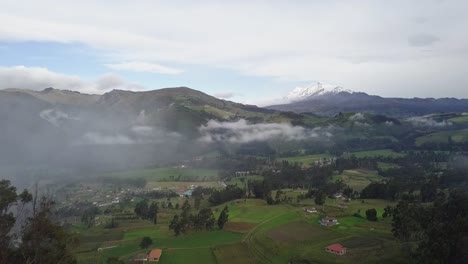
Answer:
[[325, 243, 347, 255], [147, 248, 162, 262]]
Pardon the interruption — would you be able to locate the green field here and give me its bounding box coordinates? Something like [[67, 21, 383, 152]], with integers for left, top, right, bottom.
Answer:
[[226, 175, 263, 188], [331, 169, 382, 191], [377, 162, 400, 171], [279, 153, 333, 165], [448, 114, 468, 123], [415, 129, 468, 146], [75, 195, 407, 264], [349, 149, 406, 158]]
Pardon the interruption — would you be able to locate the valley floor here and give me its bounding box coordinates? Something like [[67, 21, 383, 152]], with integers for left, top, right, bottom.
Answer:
[[74, 198, 409, 264]]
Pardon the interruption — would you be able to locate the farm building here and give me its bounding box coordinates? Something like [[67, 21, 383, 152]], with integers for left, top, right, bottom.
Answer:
[[183, 189, 193, 197], [333, 193, 344, 199], [147, 248, 162, 262], [304, 207, 317, 213], [325, 243, 347, 255], [320, 217, 339, 226]]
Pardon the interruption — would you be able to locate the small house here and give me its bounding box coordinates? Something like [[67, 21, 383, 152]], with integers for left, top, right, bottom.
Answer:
[[333, 193, 343, 199], [147, 248, 162, 262], [183, 189, 193, 197], [320, 217, 339, 226], [325, 243, 347, 255], [304, 207, 317, 213]]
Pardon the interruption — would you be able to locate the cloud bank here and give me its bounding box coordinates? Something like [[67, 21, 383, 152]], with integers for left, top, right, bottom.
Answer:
[[105, 61, 182, 75], [407, 116, 452, 127], [0, 66, 144, 94], [198, 119, 332, 143]]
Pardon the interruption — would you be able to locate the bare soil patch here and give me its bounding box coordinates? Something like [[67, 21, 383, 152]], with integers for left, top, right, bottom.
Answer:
[[224, 222, 256, 233]]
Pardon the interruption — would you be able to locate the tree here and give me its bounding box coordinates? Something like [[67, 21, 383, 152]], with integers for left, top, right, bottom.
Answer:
[[382, 206, 394, 218], [140, 236, 153, 249], [343, 186, 354, 199], [420, 179, 438, 203], [134, 199, 149, 219], [365, 208, 378, 221], [148, 202, 159, 225], [275, 190, 283, 204], [0, 180, 31, 263], [194, 197, 202, 210], [169, 215, 181, 236], [1, 181, 77, 264], [181, 200, 191, 212], [217, 206, 229, 229], [19, 196, 78, 264], [392, 189, 468, 263], [314, 190, 326, 210], [81, 206, 99, 228]]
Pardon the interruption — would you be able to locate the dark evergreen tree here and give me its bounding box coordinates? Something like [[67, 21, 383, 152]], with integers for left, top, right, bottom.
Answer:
[[365, 208, 378, 221], [139, 237, 153, 249], [217, 206, 229, 229]]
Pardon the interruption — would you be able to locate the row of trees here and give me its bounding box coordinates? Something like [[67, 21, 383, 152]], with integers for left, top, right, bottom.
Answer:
[[134, 199, 159, 224], [168, 200, 229, 236], [391, 189, 468, 263], [208, 185, 244, 205]]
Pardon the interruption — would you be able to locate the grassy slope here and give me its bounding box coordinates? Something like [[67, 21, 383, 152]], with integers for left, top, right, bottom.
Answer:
[[448, 114, 468, 123], [75, 197, 408, 264], [331, 169, 382, 191], [350, 149, 405, 158], [415, 129, 468, 146]]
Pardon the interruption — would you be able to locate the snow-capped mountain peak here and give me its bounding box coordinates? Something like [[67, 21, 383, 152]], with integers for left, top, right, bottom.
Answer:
[[286, 82, 352, 102]]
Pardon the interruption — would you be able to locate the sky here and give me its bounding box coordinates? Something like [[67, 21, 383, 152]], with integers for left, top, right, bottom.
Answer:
[[0, 0, 468, 105]]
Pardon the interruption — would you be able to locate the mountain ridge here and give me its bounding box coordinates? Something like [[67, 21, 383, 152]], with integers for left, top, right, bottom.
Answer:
[[270, 86, 468, 117]]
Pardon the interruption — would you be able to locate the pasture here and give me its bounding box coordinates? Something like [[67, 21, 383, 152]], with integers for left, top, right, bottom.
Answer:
[[448, 114, 468, 123], [331, 169, 382, 191], [73, 194, 406, 264], [349, 149, 405, 158], [415, 129, 468, 146]]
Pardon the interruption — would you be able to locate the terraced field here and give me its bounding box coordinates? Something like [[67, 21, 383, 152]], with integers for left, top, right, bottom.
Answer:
[[331, 169, 382, 191]]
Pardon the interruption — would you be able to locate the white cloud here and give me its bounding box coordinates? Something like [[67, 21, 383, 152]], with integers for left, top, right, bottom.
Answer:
[[0, 66, 144, 94], [198, 119, 333, 143], [406, 116, 452, 127], [349, 113, 365, 121], [80, 132, 135, 145], [105, 61, 182, 74], [39, 108, 79, 127], [1, 1, 468, 98]]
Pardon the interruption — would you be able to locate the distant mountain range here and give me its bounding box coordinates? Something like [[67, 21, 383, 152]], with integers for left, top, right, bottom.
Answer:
[[2, 85, 468, 173], [269, 82, 468, 117], [0, 87, 318, 169]]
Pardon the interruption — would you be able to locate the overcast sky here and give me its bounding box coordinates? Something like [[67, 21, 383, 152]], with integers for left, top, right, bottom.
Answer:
[[0, 0, 467, 104]]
